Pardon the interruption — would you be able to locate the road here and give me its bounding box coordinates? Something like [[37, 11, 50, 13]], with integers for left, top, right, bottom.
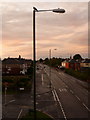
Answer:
[[2, 89, 33, 119], [36, 63, 90, 120], [2, 63, 90, 120]]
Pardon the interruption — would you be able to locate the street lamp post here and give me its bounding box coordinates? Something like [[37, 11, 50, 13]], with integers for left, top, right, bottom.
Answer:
[[33, 7, 65, 120], [49, 49, 57, 88], [49, 49, 51, 88], [33, 8, 36, 120]]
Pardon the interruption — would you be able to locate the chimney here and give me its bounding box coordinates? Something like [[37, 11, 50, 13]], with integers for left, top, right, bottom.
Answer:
[[19, 55, 21, 59], [70, 55, 72, 60]]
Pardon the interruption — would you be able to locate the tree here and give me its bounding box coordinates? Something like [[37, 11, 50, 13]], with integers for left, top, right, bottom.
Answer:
[[39, 58, 43, 63], [26, 61, 33, 75], [44, 58, 49, 65], [73, 54, 82, 60], [27, 66, 33, 75]]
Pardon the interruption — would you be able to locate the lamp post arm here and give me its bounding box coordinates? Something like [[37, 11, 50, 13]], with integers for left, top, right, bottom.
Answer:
[[33, 7, 53, 12], [37, 9, 53, 12]]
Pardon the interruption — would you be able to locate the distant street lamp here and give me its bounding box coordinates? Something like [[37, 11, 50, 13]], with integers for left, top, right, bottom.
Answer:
[[49, 49, 57, 60], [33, 7, 65, 120]]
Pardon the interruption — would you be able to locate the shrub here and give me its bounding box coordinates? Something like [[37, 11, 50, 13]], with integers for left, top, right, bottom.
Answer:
[[65, 68, 89, 81]]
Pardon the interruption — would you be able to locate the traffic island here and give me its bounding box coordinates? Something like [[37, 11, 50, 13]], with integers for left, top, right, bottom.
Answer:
[[20, 109, 54, 120]]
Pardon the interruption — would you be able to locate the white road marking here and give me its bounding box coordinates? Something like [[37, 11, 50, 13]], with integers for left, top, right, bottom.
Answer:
[[65, 85, 68, 88], [9, 99, 15, 103], [75, 95, 80, 101], [54, 89, 67, 120], [59, 89, 61, 92], [36, 102, 38, 105], [17, 109, 23, 120], [52, 91, 57, 101], [82, 103, 90, 112], [4, 99, 16, 106], [59, 88, 67, 92], [37, 95, 40, 97], [44, 70, 49, 76], [70, 90, 74, 94], [47, 73, 49, 76], [41, 74, 44, 85]]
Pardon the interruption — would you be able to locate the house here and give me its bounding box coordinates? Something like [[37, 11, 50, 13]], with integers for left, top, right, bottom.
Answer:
[[68, 59, 76, 70], [61, 59, 70, 69], [61, 59, 81, 71], [2, 58, 21, 75], [74, 60, 81, 71], [80, 59, 90, 71], [2, 55, 32, 75], [61, 59, 75, 69], [69, 59, 81, 71]]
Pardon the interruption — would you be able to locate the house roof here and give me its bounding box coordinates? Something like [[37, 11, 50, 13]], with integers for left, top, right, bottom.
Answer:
[[2, 58, 32, 64], [62, 59, 69, 63], [62, 59, 81, 63], [81, 59, 90, 63], [68, 59, 76, 63], [2, 58, 21, 64]]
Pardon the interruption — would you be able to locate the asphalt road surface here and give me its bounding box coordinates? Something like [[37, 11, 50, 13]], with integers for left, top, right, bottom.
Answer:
[[36, 63, 90, 120], [2, 63, 90, 120]]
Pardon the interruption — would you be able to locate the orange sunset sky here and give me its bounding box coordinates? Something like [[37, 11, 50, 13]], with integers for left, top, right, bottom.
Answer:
[[1, 2, 88, 60]]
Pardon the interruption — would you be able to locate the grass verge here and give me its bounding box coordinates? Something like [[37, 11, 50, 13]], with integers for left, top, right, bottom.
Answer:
[[65, 68, 90, 82], [20, 109, 53, 120]]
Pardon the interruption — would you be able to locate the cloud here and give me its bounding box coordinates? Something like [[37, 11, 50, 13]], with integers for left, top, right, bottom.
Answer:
[[2, 2, 88, 59]]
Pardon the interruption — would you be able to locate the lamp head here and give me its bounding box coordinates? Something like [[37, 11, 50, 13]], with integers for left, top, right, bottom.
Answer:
[[53, 8, 65, 13]]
